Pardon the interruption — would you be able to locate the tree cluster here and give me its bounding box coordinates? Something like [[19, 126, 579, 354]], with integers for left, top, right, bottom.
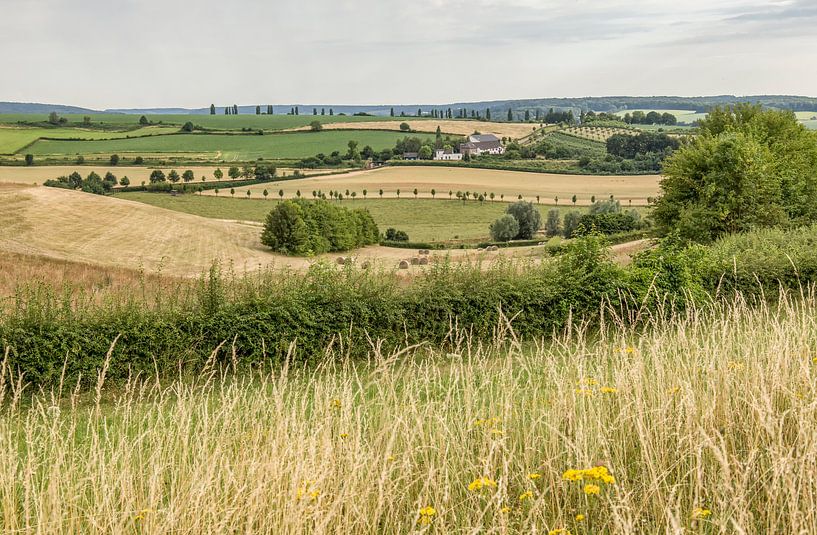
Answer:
[[489, 201, 542, 241], [606, 132, 680, 159], [653, 105, 817, 242], [44, 171, 119, 195], [622, 111, 678, 126], [261, 199, 379, 256]]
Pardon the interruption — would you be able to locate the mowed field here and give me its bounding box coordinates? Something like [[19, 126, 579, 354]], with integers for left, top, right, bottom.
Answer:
[[23, 131, 434, 161], [0, 125, 177, 154], [292, 119, 540, 139], [208, 166, 661, 206], [0, 184, 552, 276], [118, 191, 602, 243], [0, 113, 434, 131], [0, 165, 339, 185]]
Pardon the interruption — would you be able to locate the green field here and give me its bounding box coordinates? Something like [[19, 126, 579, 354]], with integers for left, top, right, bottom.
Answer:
[[25, 131, 433, 161], [0, 113, 430, 131], [0, 125, 177, 154], [115, 192, 639, 242], [613, 109, 708, 124]]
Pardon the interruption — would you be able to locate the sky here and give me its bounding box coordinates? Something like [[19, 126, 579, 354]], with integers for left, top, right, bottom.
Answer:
[[2, 0, 816, 109]]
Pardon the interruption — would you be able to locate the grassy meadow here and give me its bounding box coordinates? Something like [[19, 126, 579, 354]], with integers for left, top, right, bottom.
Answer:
[[0, 113, 419, 130], [0, 125, 178, 154], [24, 130, 433, 161], [2, 293, 817, 533], [116, 192, 643, 243]]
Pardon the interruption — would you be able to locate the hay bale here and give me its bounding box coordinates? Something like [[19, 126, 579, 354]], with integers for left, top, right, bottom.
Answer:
[[419, 257, 429, 266], [489, 245, 499, 252], [336, 256, 346, 265], [398, 260, 410, 269], [361, 260, 371, 269], [410, 257, 420, 265]]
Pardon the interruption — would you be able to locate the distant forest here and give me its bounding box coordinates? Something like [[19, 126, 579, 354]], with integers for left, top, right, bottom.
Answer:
[[3, 95, 817, 118]]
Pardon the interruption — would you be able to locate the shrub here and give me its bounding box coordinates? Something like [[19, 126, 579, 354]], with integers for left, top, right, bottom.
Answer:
[[385, 228, 410, 242], [563, 211, 583, 238], [110, 154, 120, 166], [505, 201, 541, 239], [490, 214, 520, 242], [25, 154, 34, 166], [545, 209, 561, 237], [574, 212, 640, 236], [261, 199, 379, 256]]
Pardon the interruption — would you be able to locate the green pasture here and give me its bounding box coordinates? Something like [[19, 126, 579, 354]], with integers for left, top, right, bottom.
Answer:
[[24, 130, 433, 161], [0, 113, 430, 131], [116, 192, 643, 242], [612, 109, 708, 123], [0, 125, 177, 154]]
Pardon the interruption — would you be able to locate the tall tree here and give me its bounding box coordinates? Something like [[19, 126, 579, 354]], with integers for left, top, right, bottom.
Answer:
[[233, 104, 238, 115], [486, 109, 491, 121], [256, 106, 261, 115], [210, 104, 216, 115], [390, 107, 395, 117], [507, 109, 513, 121], [313, 108, 318, 115]]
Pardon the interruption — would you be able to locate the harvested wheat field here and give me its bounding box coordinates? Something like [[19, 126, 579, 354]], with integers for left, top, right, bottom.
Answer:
[[288, 119, 540, 139], [0, 185, 566, 277], [0, 166, 336, 185], [208, 166, 661, 206]]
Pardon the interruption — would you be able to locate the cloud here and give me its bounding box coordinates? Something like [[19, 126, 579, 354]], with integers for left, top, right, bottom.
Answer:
[[1, 0, 815, 107]]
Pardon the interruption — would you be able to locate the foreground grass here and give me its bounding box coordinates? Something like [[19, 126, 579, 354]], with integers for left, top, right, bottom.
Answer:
[[2, 295, 817, 533]]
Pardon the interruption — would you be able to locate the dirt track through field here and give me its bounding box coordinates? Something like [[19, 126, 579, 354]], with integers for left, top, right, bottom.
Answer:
[[205, 166, 661, 205]]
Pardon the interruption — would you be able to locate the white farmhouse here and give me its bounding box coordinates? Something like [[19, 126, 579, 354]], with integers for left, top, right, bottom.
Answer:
[[433, 148, 463, 161], [459, 134, 505, 156]]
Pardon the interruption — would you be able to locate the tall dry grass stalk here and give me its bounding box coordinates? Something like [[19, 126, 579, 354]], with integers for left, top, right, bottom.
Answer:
[[1, 294, 817, 533]]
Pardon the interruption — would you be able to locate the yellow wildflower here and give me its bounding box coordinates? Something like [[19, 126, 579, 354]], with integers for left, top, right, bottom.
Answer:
[[600, 386, 618, 394], [519, 490, 534, 502], [668, 386, 681, 395], [583, 484, 601, 495], [386, 455, 396, 462], [575, 514, 585, 521], [577, 378, 598, 386], [549, 529, 572, 535], [468, 477, 498, 492], [339, 433, 348, 439], [134, 508, 153, 521], [309, 489, 320, 501], [490, 428, 505, 437], [691, 507, 712, 519], [500, 506, 511, 513], [418, 505, 436, 525], [528, 473, 542, 480], [574, 388, 594, 396], [330, 398, 341, 410]]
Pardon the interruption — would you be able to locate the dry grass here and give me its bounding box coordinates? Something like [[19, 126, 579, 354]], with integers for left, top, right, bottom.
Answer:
[[207, 166, 661, 206], [288, 120, 540, 139], [0, 185, 560, 277], [2, 295, 816, 533]]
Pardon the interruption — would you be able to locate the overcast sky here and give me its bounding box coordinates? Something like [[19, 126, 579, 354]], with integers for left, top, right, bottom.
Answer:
[[2, 0, 815, 109]]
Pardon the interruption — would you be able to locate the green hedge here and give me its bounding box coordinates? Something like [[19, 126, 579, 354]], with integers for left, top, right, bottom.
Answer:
[[3, 226, 816, 388]]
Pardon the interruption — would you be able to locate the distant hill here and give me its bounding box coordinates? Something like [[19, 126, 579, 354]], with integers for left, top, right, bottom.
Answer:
[[0, 102, 99, 114], [4, 95, 817, 119]]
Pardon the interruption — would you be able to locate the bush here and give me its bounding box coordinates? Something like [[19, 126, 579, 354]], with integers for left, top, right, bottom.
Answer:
[[385, 228, 409, 242], [261, 199, 379, 256], [574, 212, 640, 236], [545, 209, 561, 237], [563, 211, 582, 238], [505, 201, 541, 239], [490, 214, 520, 242]]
